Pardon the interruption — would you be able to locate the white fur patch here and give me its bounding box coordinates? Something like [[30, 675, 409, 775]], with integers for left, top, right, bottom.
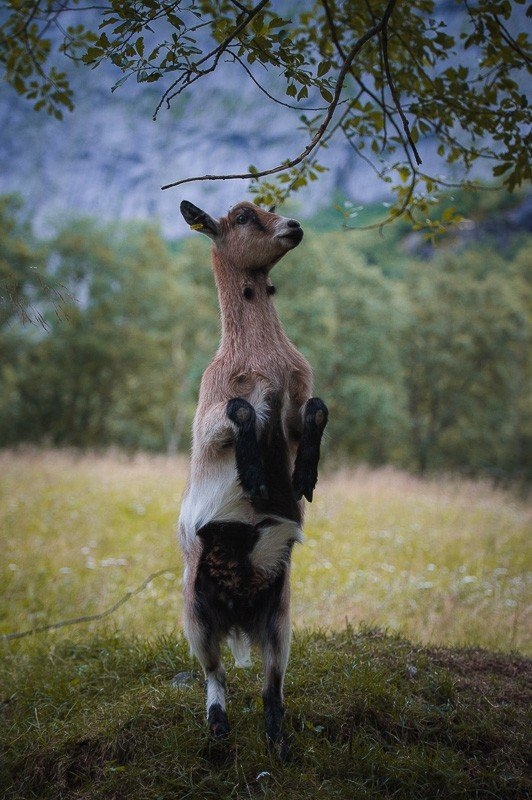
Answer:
[[227, 627, 252, 668], [250, 516, 303, 575], [206, 669, 226, 712], [274, 215, 296, 236], [178, 461, 250, 545]]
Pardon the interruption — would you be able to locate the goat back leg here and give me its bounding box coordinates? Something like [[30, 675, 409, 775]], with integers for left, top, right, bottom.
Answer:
[[227, 397, 268, 501], [186, 613, 230, 738], [292, 397, 328, 502], [261, 608, 291, 761], [206, 664, 230, 739]]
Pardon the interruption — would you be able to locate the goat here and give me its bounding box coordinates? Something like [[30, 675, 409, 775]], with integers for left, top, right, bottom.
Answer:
[[177, 199, 328, 758]]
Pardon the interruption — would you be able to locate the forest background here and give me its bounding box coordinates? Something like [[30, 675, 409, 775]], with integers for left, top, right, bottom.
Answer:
[[1, 187, 530, 481]]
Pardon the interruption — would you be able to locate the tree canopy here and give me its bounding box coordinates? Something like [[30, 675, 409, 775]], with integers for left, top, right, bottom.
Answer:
[[1, 1, 530, 220]]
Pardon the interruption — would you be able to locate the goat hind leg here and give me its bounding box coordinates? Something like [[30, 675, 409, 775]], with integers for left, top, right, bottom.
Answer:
[[292, 397, 328, 502], [261, 611, 291, 760], [185, 614, 230, 738], [206, 663, 229, 739], [227, 397, 268, 500]]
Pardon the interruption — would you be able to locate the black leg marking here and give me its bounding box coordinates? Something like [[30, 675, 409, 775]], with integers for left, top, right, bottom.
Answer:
[[263, 677, 288, 761], [208, 703, 230, 739], [227, 397, 268, 500], [292, 397, 328, 502]]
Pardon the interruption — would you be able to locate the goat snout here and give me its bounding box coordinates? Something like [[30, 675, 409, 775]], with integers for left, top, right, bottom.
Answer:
[[277, 218, 303, 245]]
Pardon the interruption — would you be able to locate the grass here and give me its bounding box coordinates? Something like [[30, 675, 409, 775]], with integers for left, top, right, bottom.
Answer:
[[1, 450, 530, 652], [1, 629, 530, 799], [1, 449, 531, 798]]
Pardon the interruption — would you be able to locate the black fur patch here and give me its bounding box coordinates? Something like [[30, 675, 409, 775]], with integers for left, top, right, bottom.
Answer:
[[292, 397, 328, 502], [253, 394, 302, 523], [227, 397, 268, 501], [195, 520, 289, 636]]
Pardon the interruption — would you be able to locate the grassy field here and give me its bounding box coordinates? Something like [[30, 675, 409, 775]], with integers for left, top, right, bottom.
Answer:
[[1, 449, 530, 652], [1, 450, 531, 799]]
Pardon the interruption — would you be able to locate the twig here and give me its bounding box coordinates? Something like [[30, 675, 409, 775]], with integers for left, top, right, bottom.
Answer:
[[231, 52, 329, 112], [380, 6, 422, 166], [1, 567, 179, 642], [154, 0, 270, 118]]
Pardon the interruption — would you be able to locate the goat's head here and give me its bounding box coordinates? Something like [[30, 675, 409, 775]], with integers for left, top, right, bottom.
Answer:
[[180, 200, 303, 271]]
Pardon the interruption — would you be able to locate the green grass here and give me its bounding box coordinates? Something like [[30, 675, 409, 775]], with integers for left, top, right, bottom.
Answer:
[[1, 450, 531, 799], [1, 629, 530, 799]]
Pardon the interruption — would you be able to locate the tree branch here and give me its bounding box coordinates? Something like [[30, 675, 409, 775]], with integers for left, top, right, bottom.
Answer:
[[154, 0, 270, 119], [380, 8, 422, 166], [1, 567, 179, 641], [230, 51, 329, 112], [161, 0, 398, 191]]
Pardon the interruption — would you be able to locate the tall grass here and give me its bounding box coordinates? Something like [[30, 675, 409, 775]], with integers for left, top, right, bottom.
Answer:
[[1, 449, 530, 653]]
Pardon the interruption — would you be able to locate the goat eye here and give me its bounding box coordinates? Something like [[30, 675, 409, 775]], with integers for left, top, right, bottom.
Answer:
[[235, 213, 248, 224]]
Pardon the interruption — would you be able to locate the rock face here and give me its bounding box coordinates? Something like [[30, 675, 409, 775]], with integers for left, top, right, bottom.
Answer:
[[1, 52, 382, 234]]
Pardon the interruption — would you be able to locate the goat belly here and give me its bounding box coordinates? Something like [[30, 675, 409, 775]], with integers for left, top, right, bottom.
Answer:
[[194, 519, 297, 633]]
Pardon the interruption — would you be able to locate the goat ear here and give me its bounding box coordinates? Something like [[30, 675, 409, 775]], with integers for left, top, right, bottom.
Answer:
[[180, 200, 220, 239]]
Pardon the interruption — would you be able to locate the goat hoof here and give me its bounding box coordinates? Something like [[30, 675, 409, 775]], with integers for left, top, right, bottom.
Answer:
[[208, 704, 230, 739], [314, 409, 325, 427], [227, 397, 255, 428], [305, 397, 328, 430], [293, 486, 314, 503], [292, 469, 317, 503]]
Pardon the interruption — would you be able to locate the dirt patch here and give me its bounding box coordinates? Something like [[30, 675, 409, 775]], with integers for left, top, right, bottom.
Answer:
[[427, 647, 532, 706]]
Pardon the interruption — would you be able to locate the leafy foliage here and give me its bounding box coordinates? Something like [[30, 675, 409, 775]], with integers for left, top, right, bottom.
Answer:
[[0, 1, 530, 217]]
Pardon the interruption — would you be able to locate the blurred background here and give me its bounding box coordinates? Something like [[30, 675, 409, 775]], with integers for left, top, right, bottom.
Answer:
[[0, 1, 530, 654], [0, 0, 530, 482]]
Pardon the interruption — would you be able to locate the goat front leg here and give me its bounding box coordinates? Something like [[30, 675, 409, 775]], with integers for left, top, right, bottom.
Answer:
[[292, 397, 328, 502], [227, 397, 268, 501]]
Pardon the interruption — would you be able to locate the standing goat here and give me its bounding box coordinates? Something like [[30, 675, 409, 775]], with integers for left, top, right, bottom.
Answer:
[[178, 200, 328, 758]]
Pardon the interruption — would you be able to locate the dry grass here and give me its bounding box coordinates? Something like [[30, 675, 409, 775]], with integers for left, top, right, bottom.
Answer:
[[297, 466, 531, 652], [1, 449, 530, 653]]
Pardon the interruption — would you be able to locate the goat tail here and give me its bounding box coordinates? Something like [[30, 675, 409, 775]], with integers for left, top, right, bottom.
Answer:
[[227, 627, 252, 668]]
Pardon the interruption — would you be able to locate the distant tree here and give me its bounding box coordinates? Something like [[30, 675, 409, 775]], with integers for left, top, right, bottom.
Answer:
[[0, 194, 66, 329], [401, 249, 531, 478], [0, 218, 192, 450], [1, 1, 530, 221], [274, 232, 408, 463]]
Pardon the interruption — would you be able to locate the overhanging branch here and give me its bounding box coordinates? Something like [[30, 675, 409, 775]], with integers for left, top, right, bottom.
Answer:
[[161, 0, 399, 192]]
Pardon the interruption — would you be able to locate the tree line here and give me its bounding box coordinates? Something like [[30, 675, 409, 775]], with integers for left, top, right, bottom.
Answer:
[[0, 192, 530, 481]]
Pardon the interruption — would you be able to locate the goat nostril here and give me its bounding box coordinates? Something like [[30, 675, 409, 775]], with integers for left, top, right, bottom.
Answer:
[[287, 219, 300, 228]]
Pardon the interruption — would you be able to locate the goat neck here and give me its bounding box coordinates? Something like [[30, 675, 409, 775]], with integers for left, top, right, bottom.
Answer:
[[212, 249, 289, 361]]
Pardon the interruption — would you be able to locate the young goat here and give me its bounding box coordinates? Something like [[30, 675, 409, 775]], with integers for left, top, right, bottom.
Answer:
[[178, 200, 328, 757]]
